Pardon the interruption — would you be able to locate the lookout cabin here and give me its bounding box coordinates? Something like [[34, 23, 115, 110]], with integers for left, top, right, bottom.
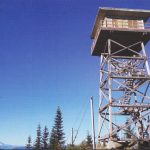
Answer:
[[91, 7, 150, 56]]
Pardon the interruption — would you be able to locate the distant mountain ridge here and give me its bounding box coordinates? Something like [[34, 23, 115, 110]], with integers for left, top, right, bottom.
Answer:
[[0, 141, 25, 149]]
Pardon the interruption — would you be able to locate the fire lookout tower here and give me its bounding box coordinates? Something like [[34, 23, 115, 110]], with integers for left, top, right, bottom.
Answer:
[[91, 7, 150, 149]]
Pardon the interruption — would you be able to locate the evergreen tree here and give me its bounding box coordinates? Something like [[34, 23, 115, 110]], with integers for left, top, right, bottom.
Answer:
[[49, 107, 65, 150], [34, 124, 42, 150], [26, 136, 32, 150], [49, 127, 57, 150], [42, 126, 49, 150], [86, 133, 93, 150]]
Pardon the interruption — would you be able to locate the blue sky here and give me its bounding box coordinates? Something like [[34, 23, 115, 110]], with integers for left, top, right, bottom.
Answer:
[[0, 0, 150, 146]]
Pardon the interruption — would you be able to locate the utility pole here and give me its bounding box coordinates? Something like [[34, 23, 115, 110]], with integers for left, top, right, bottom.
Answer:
[[71, 128, 74, 147], [90, 97, 96, 150]]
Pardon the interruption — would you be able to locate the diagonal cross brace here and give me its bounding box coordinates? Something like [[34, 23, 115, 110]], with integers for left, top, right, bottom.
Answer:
[[101, 110, 150, 140]]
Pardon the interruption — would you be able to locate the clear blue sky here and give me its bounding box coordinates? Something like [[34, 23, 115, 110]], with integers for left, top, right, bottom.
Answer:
[[0, 0, 150, 146]]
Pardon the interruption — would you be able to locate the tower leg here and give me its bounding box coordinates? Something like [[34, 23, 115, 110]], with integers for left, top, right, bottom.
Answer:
[[108, 39, 113, 140]]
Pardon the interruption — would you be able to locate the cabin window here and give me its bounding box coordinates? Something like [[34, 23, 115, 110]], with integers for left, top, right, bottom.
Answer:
[[128, 20, 144, 29], [102, 18, 144, 29]]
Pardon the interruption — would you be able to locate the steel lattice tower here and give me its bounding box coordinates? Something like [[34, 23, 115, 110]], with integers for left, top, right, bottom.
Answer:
[[91, 7, 150, 149]]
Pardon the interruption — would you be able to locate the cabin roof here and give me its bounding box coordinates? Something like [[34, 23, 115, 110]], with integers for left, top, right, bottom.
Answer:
[[91, 7, 150, 39]]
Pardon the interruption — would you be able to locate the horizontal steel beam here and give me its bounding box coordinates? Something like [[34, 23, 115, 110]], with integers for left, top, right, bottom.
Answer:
[[111, 75, 150, 79], [111, 104, 150, 108], [101, 53, 146, 60]]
